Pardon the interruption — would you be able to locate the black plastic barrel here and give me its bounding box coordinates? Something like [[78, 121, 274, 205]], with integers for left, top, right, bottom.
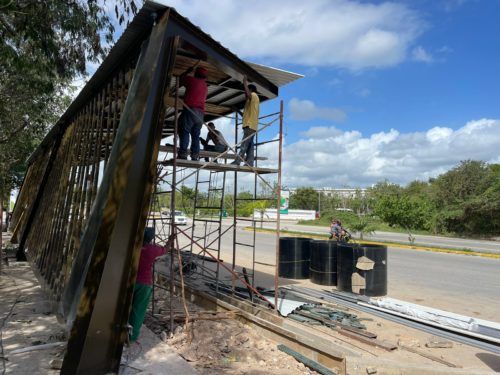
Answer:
[[337, 243, 387, 296], [278, 237, 311, 279], [309, 240, 338, 286]]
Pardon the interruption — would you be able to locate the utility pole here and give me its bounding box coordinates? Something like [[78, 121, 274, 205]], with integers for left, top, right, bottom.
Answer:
[[318, 190, 321, 217]]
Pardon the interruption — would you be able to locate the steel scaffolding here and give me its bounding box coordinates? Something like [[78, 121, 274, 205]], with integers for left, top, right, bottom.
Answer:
[[150, 88, 284, 329]]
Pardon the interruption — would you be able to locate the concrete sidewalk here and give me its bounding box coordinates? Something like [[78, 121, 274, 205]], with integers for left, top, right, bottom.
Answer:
[[0, 260, 197, 374]]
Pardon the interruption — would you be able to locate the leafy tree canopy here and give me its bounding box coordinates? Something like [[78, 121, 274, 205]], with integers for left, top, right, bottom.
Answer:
[[0, 0, 138, 200]]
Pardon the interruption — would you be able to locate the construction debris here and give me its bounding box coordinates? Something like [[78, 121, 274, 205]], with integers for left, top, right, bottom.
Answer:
[[398, 344, 460, 368], [277, 344, 337, 375], [146, 293, 323, 374], [426, 337, 454, 348]]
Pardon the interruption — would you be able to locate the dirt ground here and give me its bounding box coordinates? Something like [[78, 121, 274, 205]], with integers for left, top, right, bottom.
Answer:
[[145, 294, 321, 375]]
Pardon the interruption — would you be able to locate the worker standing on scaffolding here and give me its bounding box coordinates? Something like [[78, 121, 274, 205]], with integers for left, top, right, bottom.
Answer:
[[177, 64, 208, 161], [231, 76, 259, 167]]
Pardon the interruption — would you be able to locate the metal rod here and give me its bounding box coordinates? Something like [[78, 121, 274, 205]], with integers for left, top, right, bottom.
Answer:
[[174, 225, 275, 308], [169, 75, 180, 332], [232, 111, 238, 296], [275, 100, 284, 310]]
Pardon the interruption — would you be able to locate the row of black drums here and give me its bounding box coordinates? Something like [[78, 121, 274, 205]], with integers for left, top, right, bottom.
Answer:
[[278, 237, 387, 297]]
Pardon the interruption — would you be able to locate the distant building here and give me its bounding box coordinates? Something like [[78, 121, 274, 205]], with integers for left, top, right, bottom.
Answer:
[[289, 187, 366, 198]]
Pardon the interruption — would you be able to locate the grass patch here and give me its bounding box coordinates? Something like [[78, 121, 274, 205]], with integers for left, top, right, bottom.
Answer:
[[298, 210, 434, 236]]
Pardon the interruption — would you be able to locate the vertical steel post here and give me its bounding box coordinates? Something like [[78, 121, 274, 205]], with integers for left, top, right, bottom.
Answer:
[[232, 112, 238, 294], [61, 12, 178, 373], [169, 75, 180, 332], [275, 100, 284, 310]]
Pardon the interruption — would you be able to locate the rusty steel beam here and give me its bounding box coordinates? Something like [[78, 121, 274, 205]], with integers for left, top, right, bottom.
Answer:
[[60, 10, 178, 373], [15, 135, 62, 261]]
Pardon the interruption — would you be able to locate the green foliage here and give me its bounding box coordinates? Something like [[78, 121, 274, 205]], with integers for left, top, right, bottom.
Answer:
[[348, 215, 376, 240], [373, 194, 433, 231], [0, 0, 138, 199], [289, 187, 318, 210], [298, 160, 500, 236]]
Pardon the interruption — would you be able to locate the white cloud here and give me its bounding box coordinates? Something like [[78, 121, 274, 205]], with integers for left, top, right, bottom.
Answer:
[[437, 45, 453, 54], [412, 46, 434, 63], [158, 0, 425, 69], [357, 88, 371, 97], [289, 98, 347, 122], [279, 119, 500, 187], [300, 126, 344, 139]]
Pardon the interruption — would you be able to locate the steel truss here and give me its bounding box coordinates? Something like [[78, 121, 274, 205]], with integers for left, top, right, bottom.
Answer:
[[150, 92, 284, 330]]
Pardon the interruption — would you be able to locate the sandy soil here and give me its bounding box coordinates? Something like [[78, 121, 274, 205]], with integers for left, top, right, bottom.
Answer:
[[145, 293, 321, 375]]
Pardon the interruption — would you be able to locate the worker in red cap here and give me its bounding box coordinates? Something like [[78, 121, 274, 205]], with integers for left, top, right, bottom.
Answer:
[[177, 64, 208, 161]]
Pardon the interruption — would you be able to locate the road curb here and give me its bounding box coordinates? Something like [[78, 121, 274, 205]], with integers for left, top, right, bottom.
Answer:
[[244, 227, 500, 259]]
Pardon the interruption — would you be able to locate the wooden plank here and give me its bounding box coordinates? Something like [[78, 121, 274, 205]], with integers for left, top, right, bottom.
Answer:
[[158, 144, 267, 160], [160, 158, 278, 174], [337, 330, 397, 352]]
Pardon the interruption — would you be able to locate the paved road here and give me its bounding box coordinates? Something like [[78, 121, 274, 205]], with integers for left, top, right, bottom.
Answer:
[[184, 225, 500, 322], [252, 221, 500, 254]]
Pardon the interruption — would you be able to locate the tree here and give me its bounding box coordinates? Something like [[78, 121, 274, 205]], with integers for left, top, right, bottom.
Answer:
[[289, 187, 318, 211], [348, 215, 376, 240], [0, 0, 138, 213], [431, 160, 492, 233]]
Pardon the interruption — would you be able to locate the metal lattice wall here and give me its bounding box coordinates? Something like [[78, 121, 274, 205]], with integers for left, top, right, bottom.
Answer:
[[21, 64, 136, 302]]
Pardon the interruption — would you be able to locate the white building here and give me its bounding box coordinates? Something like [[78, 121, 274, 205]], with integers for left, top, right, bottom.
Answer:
[[289, 187, 366, 198]]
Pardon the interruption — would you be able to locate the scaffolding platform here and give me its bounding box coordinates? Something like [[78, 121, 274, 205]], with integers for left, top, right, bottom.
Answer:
[[160, 158, 278, 174], [159, 145, 268, 161]]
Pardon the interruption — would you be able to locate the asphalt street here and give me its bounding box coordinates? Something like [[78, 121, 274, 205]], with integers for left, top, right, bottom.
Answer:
[[261, 221, 500, 254], [185, 224, 500, 322]]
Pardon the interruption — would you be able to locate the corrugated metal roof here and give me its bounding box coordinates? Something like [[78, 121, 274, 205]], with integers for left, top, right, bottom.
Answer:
[[247, 62, 304, 88]]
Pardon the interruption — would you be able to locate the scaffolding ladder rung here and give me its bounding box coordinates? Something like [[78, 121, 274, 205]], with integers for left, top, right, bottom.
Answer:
[[193, 218, 221, 223], [234, 242, 254, 247], [195, 206, 222, 210]]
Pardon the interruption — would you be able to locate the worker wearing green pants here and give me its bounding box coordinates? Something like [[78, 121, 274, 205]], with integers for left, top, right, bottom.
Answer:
[[128, 227, 165, 342]]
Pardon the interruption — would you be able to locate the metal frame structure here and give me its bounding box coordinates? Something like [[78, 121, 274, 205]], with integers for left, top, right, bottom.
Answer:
[[150, 100, 284, 325], [9, 2, 301, 373]]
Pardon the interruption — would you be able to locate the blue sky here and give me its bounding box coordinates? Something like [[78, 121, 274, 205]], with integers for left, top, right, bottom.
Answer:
[[95, 0, 500, 188], [274, 0, 500, 140]]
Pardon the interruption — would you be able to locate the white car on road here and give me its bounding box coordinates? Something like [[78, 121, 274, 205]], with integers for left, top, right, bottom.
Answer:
[[161, 210, 188, 225]]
